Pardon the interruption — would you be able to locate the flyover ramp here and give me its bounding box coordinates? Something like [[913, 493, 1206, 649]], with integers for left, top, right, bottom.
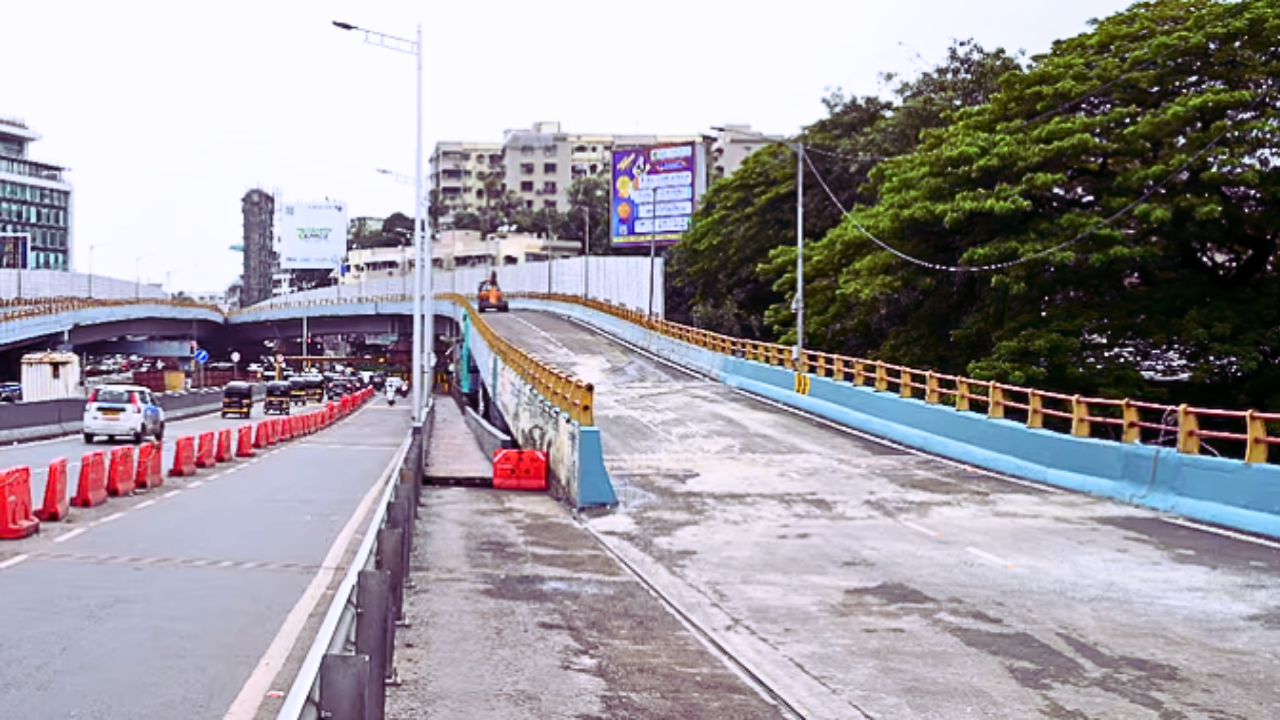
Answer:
[[0, 402, 410, 719], [483, 309, 1280, 719]]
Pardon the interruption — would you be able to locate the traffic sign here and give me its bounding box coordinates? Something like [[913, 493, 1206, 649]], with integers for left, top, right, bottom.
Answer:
[[195, 349, 210, 364], [230, 351, 241, 363]]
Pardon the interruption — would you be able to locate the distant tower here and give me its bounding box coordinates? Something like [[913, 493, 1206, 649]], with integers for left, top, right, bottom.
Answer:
[[241, 189, 275, 307]]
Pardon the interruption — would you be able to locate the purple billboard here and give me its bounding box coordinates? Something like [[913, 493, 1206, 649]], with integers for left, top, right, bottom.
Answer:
[[610, 143, 704, 248]]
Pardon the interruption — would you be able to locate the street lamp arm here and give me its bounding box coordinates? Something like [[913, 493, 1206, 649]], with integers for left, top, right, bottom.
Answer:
[[332, 20, 417, 55]]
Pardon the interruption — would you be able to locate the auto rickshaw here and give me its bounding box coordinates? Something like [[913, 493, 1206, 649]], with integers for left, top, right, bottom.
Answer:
[[289, 377, 308, 406], [221, 381, 254, 418], [264, 381, 291, 415], [302, 373, 325, 403]]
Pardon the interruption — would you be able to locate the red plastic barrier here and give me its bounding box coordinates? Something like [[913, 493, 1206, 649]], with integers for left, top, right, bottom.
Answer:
[[35, 457, 69, 521], [0, 467, 39, 539], [169, 436, 196, 477], [267, 419, 279, 445], [254, 422, 269, 448], [106, 446, 136, 497], [72, 451, 108, 508], [237, 426, 255, 458], [196, 432, 216, 468], [216, 429, 233, 463], [135, 442, 162, 490], [492, 449, 548, 491]]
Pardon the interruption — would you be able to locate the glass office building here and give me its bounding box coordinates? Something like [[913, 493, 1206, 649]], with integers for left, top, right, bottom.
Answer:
[[0, 116, 72, 271]]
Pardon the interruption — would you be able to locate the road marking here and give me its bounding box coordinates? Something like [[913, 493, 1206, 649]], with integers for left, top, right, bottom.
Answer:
[[0, 554, 30, 570], [966, 546, 1016, 569], [901, 520, 942, 538], [510, 314, 571, 354], [54, 528, 88, 544], [163, 490, 181, 498], [208, 473, 224, 481], [188, 480, 205, 488], [98, 511, 126, 524], [135, 499, 157, 510], [224, 435, 407, 720], [1160, 516, 1280, 550]]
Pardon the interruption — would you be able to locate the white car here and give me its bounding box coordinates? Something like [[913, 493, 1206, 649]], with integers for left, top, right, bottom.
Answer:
[[83, 384, 165, 444]]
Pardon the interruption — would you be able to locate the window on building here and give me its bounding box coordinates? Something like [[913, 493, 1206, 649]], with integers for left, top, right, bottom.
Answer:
[[474, 154, 485, 163], [542, 181, 557, 194], [590, 163, 599, 174], [475, 189, 484, 199], [574, 145, 587, 153], [544, 200, 557, 209], [520, 163, 534, 175], [525, 200, 534, 209], [544, 145, 557, 157], [543, 163, 557, 174], [520, 181, 534, 192], [520, 145, 534, 155]]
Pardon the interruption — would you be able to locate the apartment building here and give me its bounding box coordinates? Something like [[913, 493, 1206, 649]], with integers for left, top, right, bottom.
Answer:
[[0, 116, 73, 271], [709, 124, 781, 178], [427, 141, 502, 224]]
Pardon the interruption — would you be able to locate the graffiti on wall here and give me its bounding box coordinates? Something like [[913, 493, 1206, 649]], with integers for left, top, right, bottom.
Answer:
[[494, 361, 581, 502]]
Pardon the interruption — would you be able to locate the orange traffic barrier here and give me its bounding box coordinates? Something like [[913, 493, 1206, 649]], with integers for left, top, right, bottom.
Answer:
[[106, 446, 136, 497], [169, 436, 196, 477], [72, 451, 108, 508], [0, 467, 39, 539], [216, 429, 233, 463], [236, 426, 255, 458], [492, 449, 548, 491], [196, 432, 216, 468], [268, 419, 279, 445], [35, 457, 69, 521], [254, 422, 269, 448], [135, 442, 162, 490]]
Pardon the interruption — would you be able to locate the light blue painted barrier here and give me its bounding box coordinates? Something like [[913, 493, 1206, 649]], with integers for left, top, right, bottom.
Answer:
[[525, 298, 1280, 538]]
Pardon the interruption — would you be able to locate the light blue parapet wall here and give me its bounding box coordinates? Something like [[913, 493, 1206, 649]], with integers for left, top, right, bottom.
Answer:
[[439, 298, 615, 508], [519, 298, 1280, 538], [0, 303, 224, 348]]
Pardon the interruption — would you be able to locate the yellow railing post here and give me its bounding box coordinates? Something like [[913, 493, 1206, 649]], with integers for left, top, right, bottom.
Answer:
[[1070, 395, 1091, 437], [899, 368, 913, 398], [1245, 409, 1269, 464], [834, 357, 847, 383], [925, 372, 940, 404], [1026, 390, 1043, 429], [957, 379, 970, 411], [1176, 404, 1200, 455], [853, 361, 866, 387], [874, 363, 888, 392], [1121, 400, 1141, 443], [988, 383, 1005, 419]]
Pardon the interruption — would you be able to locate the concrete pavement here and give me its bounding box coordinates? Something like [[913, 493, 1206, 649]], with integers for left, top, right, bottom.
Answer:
[[481, 310, 1280, 720]]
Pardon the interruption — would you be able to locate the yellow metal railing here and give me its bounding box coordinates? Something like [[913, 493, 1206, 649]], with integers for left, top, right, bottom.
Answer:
[[520, 292, 1280, 464], [0, 297, 224, 322]]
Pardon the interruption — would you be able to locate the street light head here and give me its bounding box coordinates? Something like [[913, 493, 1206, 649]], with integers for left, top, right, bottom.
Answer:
[[332, 21, 357, 30]]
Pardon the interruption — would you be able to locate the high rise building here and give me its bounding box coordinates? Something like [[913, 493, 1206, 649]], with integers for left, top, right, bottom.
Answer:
[[240, 189, 276, 307], [0, 116, 73, 271]]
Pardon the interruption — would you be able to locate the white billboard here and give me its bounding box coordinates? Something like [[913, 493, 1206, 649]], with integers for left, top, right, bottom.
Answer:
[[277, 201, 347, 269]]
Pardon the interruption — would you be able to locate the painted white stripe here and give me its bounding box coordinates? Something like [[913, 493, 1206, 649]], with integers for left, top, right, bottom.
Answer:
[[162, 490, 181, 499], [222, 436, 406, 720], [901, 520, 942, 538], [135, 499, 157, 510], [1161, 516, 1280, 550], [207, 473, 224, 481], [0, 554, 30, 569], [98, 512, 126, 525], [53, 528, 88, 544], [966, 546, 1015, 568]]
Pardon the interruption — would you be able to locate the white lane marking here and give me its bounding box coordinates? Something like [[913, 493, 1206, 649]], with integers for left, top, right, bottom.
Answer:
[[98, 512, 126, 524], [135, 499, 157, 510], [208, 473, 224, 481], [188, 481, 205, 488], [901, 520, 942, 538], [163, 490, 181, 499], [510, 314, 571, 354], [222, 435, 402, 720], [966, 546, 1015, 568], [1160, 517, 1280, 550], [0, 554, 30, 570], [54, 528, 88, 544]]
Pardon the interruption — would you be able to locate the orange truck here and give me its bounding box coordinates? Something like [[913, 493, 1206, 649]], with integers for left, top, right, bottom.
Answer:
[[477, 277, 509, 313]]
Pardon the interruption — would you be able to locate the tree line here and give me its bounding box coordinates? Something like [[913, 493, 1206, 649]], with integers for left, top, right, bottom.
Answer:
[[668, 0, 1280, 412]]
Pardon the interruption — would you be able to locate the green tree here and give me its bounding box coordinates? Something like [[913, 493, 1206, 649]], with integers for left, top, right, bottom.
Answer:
[[566, 175, 612, 254], [804, 0, 1280, 409]]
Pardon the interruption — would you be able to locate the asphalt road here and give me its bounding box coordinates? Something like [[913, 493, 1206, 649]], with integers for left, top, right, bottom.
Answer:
[[486, 310, 1280, 720], [0, 399, 410, 719]]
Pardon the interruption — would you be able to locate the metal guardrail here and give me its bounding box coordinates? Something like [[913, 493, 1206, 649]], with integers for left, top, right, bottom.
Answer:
[[520, 292, 1280, 465], [0, 296, 223, 322], [275, 400, 426, 720]]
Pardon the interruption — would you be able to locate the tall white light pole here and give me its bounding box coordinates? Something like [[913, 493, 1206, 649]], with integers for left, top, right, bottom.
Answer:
[[334, 20, 429, 451]]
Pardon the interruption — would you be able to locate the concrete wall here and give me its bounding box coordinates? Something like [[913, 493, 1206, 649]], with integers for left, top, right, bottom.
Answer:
[[0, 387, 231, 444], [0, 269, 168, 301], [521, 297, 1280, 538]]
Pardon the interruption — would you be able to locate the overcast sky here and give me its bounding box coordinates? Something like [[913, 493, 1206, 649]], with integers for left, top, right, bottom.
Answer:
[[4, 0, 1137, 293]]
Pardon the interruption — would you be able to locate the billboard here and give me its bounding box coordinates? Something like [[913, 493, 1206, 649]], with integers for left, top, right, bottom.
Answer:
[[610, 143, 705, 248], [277, 201, 347, 269]]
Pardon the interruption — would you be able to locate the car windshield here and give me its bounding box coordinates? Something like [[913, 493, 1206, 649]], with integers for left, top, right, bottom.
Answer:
[[96, 389, 131, 404]]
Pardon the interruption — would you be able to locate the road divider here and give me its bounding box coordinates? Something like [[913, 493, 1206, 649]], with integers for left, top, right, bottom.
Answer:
[[1, 467, 39, 539], [169, 436, 196, 477], [237, 426, 255, 458], [196, 432, 217, 469], [135, 442, 162, 490], [35, 458, 69, 521], [72, 451, 107, 508], [106, 446, 136, 497], [216, 429, 234, 463]]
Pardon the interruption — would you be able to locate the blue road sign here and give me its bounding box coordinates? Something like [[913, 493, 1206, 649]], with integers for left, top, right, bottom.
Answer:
[[195, 349, 210, 364]]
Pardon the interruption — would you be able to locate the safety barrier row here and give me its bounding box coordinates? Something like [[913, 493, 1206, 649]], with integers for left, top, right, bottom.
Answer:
[[440, 293, 595, 426], [0, 387, 375, 540], [516, 292, 1280, 465]]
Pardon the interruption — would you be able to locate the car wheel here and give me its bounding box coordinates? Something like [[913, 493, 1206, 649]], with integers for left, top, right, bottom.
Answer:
[[133, 429, 144, 444], [154, 423, 164, 442], [83, 432, 93, 444]]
